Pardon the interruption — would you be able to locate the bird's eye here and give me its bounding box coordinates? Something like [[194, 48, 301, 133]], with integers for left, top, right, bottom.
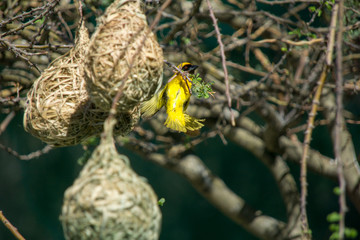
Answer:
[[182, 65, 189, 71]]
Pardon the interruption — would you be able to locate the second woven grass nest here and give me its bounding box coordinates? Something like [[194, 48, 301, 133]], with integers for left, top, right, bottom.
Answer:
[[85, 0, 164, 112], [61, 117, 162, 240]]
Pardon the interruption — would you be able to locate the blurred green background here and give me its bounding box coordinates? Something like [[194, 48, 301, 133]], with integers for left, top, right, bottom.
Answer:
[[1, 112, 360, 240]]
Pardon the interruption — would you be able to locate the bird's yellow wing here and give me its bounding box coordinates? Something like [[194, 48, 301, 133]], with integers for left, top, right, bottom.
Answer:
[[140, 86, 167, 118]]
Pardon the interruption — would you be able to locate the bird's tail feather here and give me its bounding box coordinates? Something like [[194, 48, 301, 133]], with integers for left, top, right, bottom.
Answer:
[[184, 114, 204, 131], [164, 112, 204, 133], [164, 111, 187, 132]]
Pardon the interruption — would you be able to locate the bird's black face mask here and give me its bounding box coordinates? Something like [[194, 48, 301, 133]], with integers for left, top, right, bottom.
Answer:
[[182, 64, 198, 74]]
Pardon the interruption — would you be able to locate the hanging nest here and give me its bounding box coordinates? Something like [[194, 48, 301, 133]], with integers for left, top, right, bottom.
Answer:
[[23, 22, 139, 147], [61, 117, 162, 240], [85, 0, 164, 112]]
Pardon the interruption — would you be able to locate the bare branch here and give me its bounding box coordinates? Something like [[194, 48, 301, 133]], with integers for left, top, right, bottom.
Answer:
[[206, 0, 235, 126], [0, 143, 53, 161], [335, 0, 347, 238], [256, 0, 320, 5], [0, 111, 16, 135], [0, 211, 26, 240]]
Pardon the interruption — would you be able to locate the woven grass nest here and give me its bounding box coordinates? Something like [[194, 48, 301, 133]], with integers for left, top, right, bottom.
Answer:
[[85, 0, 164, 112], [23, 22, 139, 147], [61, 117, 162, 240]]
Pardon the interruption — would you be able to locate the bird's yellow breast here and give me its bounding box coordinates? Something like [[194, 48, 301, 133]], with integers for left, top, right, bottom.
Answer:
[[165, 74, 191, 113]]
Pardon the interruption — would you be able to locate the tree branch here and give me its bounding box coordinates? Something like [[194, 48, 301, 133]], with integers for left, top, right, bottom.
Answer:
[[147, 153, 288, 240], [0, 143, 53, 160], [221, 125, 303, 237], [321, 88, 360, 213], [334, 0, 347, 238], [0, 211, 25, 240]]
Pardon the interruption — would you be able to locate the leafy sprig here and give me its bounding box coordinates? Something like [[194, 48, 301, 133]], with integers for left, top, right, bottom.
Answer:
[[326, 187, 358, 240], [190, 73, 215, 99]]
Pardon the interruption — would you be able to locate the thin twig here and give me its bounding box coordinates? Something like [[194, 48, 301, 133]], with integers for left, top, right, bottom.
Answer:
[[0, 211, 26, 240], [0, 39, 41, 73], [263, 48, 291, 86], [253, 38, 324, 46], [300, 69, 326, 239], [57, 11, 73, 42], [1, 0, 60, 38], [256, 0, 320, 5], [30, 15, 49, 46], [206, 0, 235, 126], [299, 3, 339, 239], [0, 111, 16, 135], [0, 1, 55, 28], [78, 0, 84, 20], [294, 49, 309, 84], [335, 0, 347, 239], [346, 119, 360, 124], [0, 143, 53, 160], [10, 44, 73, 49], [163, 0, 202, 44]]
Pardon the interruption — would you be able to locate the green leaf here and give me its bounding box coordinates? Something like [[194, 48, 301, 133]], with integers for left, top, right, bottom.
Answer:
[[289, 28, 302, 38], [330, 232, 340, 240], [35, 17, 45, 24], [34, 16, 45, 24], [309, 6, 316, 12], [329, 223, 339, 231], [308, 33, 317, 39], [101, 0, 112, 6], [325, 2, 332, 10], [281, 47, 288, 52], [327, 212, 341, 222], [77, 150, 92, 165], [119, 136, 130, 144], [333, 186, 341, 195], [317, 9, 323, 16], [345, 228, 358, 238], [182, 37, 191, 45], [82, 136, 99, 146], [158, 198, 166, 206]]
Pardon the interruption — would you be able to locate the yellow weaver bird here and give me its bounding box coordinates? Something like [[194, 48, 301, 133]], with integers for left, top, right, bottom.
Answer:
[[140, 62, 204, 133]]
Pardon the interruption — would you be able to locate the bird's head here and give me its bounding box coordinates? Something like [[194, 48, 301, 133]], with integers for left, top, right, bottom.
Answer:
[[178, 62, 198, 74]]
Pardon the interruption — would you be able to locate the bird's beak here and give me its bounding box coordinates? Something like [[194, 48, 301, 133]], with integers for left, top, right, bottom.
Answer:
[[189, 65, 198, 71], [188, 65, 198, 74]]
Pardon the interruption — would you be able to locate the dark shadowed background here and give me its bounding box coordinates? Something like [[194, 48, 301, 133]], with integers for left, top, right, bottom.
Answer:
[[1, 113, 360, 240]]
